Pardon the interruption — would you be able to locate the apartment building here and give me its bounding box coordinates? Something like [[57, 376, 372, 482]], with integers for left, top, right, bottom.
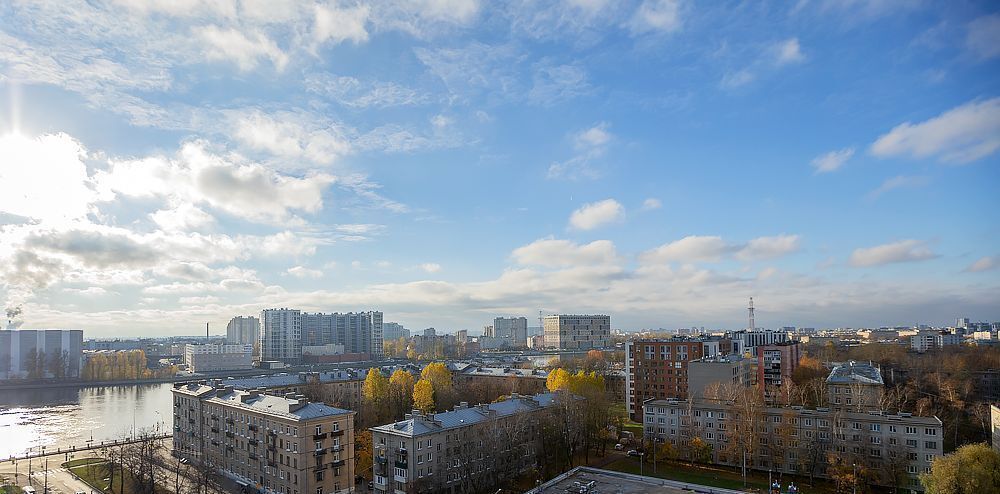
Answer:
[[226, 371, 365, 411], [493, 317, 528, 349], [725, 329, 788, 357], [228, 316, 261, 346], [262, 309, 385, 363], [370, 392, 556, 494], [262, 309, 303, 364], [543, 315, 610, 350], [172, 382, 356, 494], [757, 341, 801, 403], [451, 366, 549, 395], [643, 399, 942, 493], [184, 343, 254, 372], [625, 338, 726, 421], [826, 361, 884, 411], [687, 355, 754, 401]]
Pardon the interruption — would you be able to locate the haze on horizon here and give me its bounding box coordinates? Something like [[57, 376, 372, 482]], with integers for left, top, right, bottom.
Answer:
[[0, 0, 998, 338]]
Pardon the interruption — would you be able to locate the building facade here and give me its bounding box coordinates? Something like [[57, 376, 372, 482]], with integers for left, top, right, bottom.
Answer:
[[826, 361, 884, 411], [625, 338, 707, 421], [757, 341, 801, 403], [370, 393, 556, 494], [261, 309, 303, 364], [643, 399, 942, 493], [493, 317, 528, 349], [228, 316, 261, 346], [383, 322, 410, 342], [726, 329, 788, 357], [687, 355, 754, 402], [0, 329, 83, 379], [542, 315, 610, 350], [185, 344, 254, 372], [172, 382, 356, 494]]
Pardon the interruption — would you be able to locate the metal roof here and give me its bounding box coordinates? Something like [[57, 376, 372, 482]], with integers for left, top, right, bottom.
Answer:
[[826, 361, 884, 385], [371, 392, 558, 437]]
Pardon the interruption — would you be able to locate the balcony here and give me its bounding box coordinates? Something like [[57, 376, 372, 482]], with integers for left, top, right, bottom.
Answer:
[[211, 414, 219, 420], [393, 473, 407, 483], [211, 427, 219, 433], [249, 424, 258, 432], [394, 460, 408, 469], [267, 430, 277, 436], [267, 445, 276, 452], [225, 418, 235, 424], [330, 444, 343, 452], [249, 453, 258, 460], [188, 418, 195, 424], [249, 439, 259, 446], [375, 456, 387, 465], [331, 459, 345, 468], [313, 432, 327, 440], [267, 460, 276, 467], [225, 431, 235, 438], [314, 449, 327, 457], [314, 464, 327, 471], [330, 429, 345, 437]]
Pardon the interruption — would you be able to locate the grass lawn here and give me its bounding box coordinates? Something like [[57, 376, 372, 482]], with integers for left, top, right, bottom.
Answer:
[[622, 421, 644, 437], [63, 457, 105, 468], [70, 462, 172, 494], [1, 485, 24, 494], [604, 457, 842, 493]]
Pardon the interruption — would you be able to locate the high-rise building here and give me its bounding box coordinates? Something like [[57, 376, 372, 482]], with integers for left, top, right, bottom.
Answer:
[[0, 329, 84, 379], [957, 317, 970, 329], [226, 316, 260, 345], [625, 337, 731, 421], [494, 316, 528, 348], [172, 382, 355, 494], [262, 309, 384, 363], [260, 309, 302, 364], [542, 315, 610, 350], [726, 329, 788, 357], [382, 322, 410, 341]]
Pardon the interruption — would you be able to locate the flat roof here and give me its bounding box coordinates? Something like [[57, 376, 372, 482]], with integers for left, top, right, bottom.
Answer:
[[526, 467, 747, 494]]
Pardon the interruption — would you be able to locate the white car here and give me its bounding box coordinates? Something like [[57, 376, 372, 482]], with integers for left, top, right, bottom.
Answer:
[[614, 443, 624, 450]]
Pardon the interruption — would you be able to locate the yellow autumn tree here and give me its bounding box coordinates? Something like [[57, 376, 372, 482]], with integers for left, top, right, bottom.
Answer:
[[413, 379, 435, 413], [389, 369, 416, 419], [420, 362, 455, 409], [546, 368, 572, 392], [362, 368, 390, 424]]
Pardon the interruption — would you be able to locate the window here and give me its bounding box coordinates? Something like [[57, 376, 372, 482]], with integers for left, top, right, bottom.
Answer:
[[888, 425, 896, 433], [925, 441, 937, 449], [925, 428, 937, 436], [906, 426, 917, 434], [852, 422, 861, 430], [871, 423, 880, 432], [315, 425, 322, 435], [926, 454, 935, 462]]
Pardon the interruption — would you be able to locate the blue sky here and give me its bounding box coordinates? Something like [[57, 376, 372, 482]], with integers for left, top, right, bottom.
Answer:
[[0, 0, 998, 337]]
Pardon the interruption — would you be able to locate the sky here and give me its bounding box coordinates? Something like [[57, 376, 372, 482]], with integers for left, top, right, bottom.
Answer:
[[0, 0, 998, 338]]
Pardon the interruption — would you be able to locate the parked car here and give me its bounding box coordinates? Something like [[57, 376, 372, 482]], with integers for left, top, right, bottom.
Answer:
[[626, 449, 640, 457], [614, 443, 624, 450]]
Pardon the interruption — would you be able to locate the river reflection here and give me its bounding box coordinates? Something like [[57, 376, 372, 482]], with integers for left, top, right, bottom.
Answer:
[[0, 383, 174, 459]]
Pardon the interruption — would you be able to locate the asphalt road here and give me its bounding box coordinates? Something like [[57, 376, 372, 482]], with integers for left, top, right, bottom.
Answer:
[[0, 458, 96, 494]]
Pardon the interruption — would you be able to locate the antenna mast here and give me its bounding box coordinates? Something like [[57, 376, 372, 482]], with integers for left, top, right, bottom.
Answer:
[[748, 297, 755, 332]]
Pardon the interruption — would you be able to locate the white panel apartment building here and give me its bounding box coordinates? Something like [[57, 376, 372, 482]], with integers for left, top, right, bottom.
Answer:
[[643, 399, 942, 493], [185, 344, 254, 372], [262, 309, 303, 364], [228, 316, 261, 346], [493, 317, 528, 349], [543, 315, 610, 350]]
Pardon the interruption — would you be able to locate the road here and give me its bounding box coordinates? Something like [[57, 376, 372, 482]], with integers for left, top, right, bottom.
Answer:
[[0, 457, 96, 494]]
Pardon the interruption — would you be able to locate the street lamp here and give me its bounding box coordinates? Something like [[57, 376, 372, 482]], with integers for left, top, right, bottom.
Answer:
[[852, 463, 858, 494]]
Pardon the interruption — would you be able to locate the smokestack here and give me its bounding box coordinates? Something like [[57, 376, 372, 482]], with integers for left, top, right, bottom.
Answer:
[[206, 322, 209, 341]]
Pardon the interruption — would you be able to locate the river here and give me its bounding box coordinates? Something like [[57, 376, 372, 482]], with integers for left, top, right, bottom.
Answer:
[[0, 382, 175, 459]]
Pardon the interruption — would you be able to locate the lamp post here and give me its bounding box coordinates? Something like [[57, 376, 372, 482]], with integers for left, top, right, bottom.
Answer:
[[852, 463, 858, 494]]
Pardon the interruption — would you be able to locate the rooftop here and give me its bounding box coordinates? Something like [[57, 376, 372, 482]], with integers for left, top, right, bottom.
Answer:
[[525, 467, 747, 494], [826, 361, 884, 385], [223, 370, 359, 389], [371, 392, 557, 437]]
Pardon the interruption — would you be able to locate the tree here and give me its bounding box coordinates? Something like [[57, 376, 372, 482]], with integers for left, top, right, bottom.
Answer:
[[545, 368, 571, 392], [355, 429, 373, 480], [920, 443, 1000, 494], [362, 368, 390, 425], [413, 379, 435, 413], [389, 369, 416, 419], [420, 362, 455, 409]]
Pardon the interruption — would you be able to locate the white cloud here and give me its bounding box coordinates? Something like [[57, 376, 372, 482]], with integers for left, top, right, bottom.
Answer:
[[286, 266, 323, 278], [194, 25, 288, 71], [966, 14, 1000, 60], [867, 175, 929, 199], [420, 263, 442, 273], [528, 62, 592, 105], [568, 199, 625, 231], [178, 295, 221, 305], [303, 74, 427, 108], [0, 133, 96, 225], [774, 38, 805, 65], [512, 238, 619, 268], [227, 109, 352, 165], [150, 204, 215, 231], [628, 0, 682, 35], [640, 198, 662, 211], [548, 123, 613, 180], [64, 287, 110, 297], [720, 69, 755, 89], [313, 4, 370, 48], [811, 147, 855, 173], [641, 235, 732, 263], [97, 141, 337, 224], [965, 256, 997, 273], [736, 234, 802, 261], [870, 98, 1000, 164], [849, 239, 937, 267]]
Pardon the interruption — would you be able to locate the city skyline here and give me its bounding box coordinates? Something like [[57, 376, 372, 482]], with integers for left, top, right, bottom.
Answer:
[[1, 1, 998, 337]]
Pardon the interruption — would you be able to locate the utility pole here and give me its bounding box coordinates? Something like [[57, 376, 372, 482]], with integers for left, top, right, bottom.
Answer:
[[43, 457, 48, 494]]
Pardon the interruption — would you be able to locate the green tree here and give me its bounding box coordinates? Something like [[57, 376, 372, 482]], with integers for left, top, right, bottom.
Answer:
[[413, 379, 435, 413], [921, 443, 1000, 494]]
